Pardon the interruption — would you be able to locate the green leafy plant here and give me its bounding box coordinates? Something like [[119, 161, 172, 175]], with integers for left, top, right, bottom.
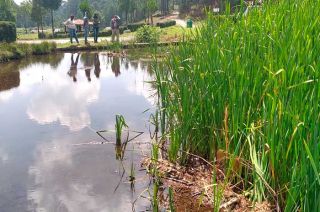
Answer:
[[0, 21, 16, 42], [153, 0, 320, 210], [135, 25, 159, 43], [115, 114, 128, 145], [156, 20, 176, 28]]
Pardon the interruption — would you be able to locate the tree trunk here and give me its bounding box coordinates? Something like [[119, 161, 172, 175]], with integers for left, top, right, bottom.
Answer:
[[40, 14, 44, 34], [51, 9, 54, 37], [151, 14, 153, 25], [24, 23, 27, 34], [126, 10, 128, 25]]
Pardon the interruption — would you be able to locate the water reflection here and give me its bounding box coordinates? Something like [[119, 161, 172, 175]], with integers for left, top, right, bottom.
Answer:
[[0, 71, 20, 92], [111, 57, 121, 77], [68, 53, 80, 82], [94, 53, 101, 78], [82, 52, 94, 82], [0, 52, 155, 212]]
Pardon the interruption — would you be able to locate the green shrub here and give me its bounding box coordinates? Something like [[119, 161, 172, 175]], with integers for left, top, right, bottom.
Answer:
[[127, 23, 146, 32], [0, 43, 32, 62], [0, 21, 16, 42], [119, 26, 127, 34], [0, 42, 56, 62], [156, 20, 176, 28], [31, 42, 56, 55], [99, 29, 112, 37], [135, 25, 159, 43]]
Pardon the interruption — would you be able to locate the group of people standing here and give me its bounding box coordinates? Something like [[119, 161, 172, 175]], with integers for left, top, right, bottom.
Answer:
[[64, 13, 121, 44]]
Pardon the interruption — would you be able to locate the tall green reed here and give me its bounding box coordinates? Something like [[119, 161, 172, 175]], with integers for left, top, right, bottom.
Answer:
[[154, 0, 320, 210]]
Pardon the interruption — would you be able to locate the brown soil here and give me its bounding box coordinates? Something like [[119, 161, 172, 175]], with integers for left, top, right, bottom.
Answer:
[[142, 156, 273, 212]]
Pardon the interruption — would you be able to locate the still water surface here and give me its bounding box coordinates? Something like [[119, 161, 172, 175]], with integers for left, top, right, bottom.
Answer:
[[0, 53, 155, 212]]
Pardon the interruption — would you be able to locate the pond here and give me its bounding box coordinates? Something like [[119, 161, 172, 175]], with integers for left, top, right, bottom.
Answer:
[[0, 52, 156, 211]]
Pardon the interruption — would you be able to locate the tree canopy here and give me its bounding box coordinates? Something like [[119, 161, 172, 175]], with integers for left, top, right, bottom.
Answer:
[[0, 0, 16, 22]]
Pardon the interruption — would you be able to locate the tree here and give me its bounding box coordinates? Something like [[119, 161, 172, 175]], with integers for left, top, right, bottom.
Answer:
[[40, 0, 62, 36], [17, 0, 32, 33], [180, 0, 190, 13], [31, 0, 46, 34], [118, 0, 130, 25], [79, 0, 93, 18], [160, 0, 169, 15], [146, 0, 157, 25], [0, 0, 16, 22]]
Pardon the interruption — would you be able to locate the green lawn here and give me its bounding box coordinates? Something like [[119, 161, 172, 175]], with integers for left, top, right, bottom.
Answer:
[[17, 33, 38, 40]]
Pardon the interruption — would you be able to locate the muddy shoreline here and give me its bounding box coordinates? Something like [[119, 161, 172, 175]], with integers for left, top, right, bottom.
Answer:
[[142, 155, 273, 211]]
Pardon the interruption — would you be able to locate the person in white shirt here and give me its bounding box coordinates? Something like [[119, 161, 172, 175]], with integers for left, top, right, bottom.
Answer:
[[64, 15, 79, 44]]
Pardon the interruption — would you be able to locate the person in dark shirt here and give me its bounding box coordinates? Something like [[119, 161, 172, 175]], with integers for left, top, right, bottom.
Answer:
[[93, 13, 100, 43]]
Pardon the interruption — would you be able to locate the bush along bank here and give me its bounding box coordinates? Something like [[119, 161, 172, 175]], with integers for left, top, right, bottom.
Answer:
[[154, 0, 320, 211], [156, 20, 176, 28], [0, 21, 16, 43], [0, 42, 56, 63]]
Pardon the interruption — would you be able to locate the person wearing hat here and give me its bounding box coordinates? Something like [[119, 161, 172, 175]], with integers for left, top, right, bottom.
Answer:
[[64, 15, 79, 44], [111, 15, 120, 42]]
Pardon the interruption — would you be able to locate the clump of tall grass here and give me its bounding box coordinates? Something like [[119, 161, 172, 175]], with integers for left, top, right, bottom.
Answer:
[[0, 42, 56, 62], [115, 114, 128, 160], [31, 42, 56, 55], [154, 0, 320, 210]]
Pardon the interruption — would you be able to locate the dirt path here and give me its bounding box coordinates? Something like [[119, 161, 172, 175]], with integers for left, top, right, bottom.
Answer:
[[17, 35, 134, 44], [159, 12, 188, 28]]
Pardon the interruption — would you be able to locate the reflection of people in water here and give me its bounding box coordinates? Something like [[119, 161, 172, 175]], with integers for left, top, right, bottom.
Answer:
[[68, 53, 79, 82], [111, 57, 120, 77], [85, 68, 91, 82], [94, 53, 101, 78], [82, 52, 94, 82]]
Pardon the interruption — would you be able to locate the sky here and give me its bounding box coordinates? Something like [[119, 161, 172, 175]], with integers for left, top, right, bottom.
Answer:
[[14, 0, 25, 5]]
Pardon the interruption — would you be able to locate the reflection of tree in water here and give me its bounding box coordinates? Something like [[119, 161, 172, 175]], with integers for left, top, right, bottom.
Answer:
[[40, 54, 64, 69], [0, 54, 66, 92], [139, 60, 148, 71], [68, 53, 80, 82], [0, 70, 20, 92], [123, 58, 129, 71], [129, 60, 139, 71], [139, 60, 154, 75], [111, 57, 121, 77], [94, 53, 101, 78], [0, 54, 64, 73]]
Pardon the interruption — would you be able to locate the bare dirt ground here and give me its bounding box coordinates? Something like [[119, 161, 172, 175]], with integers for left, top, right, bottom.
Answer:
[[142, 155, 273, 212]]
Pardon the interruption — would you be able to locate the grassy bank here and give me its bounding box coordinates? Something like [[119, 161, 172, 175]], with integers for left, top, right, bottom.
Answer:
[[0, 42, 56, 63], [154, 0, 320, 210]]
